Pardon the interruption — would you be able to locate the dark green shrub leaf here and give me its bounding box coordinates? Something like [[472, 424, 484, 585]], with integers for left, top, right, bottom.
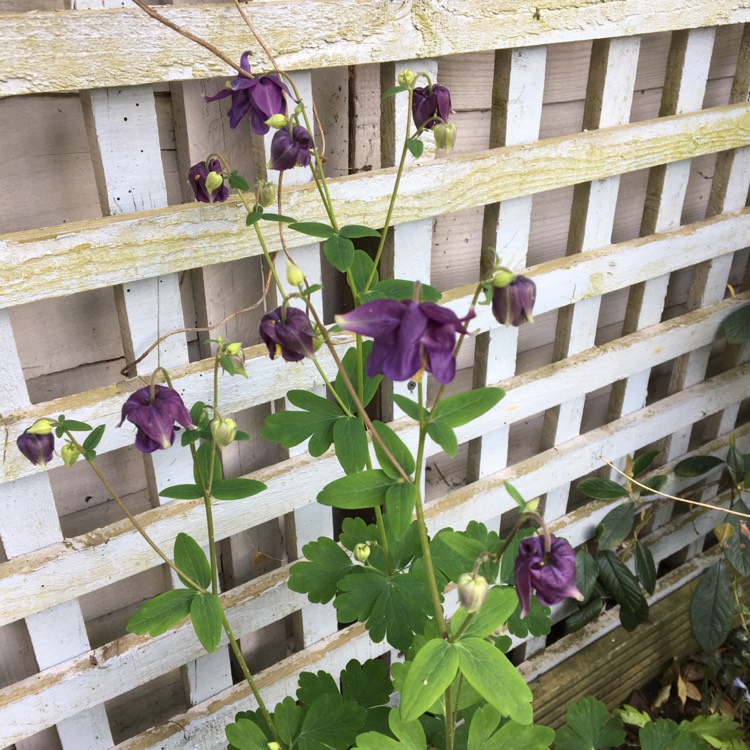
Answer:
[[339, 224, 381, 239], [597, 550, 646, 613], [634, 542, 656, 594], [126, 589, 196, 636], [566, 597, 604, 633], [576, 550, 600, 600], [372, 420, 415, 479], [190, 592, 223, 653], [639, 474, 668, 496], [319, 470, 397, 509], [720, 304, 750, 343], [159, 484, 204, 500], [400, 639, 459, 723], [333, 416, 369, 475], [724, 500, 750, 575], [727, 443, 745, 486], [555, 696, 625, 750], [690, 560, 733, 652], [288, 537, 354, 603], [631, 450, 660, 477], [674, 455, 724, 477], [174, 532, 211, 590], [405, 138, 424, 158], [211, 478, 266, 500], [596, 503, 635, 550], [324, 234, 356, 272], [578, 478, 629, 500], [432, 387, 505, 429]]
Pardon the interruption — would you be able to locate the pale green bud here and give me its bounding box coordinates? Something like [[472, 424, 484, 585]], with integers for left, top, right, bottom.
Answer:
[[265, 114, 288, 129], [457, 573, 489, 614], [61, 442, 81, 467], [353, 543, 371, 564], [286, 261, 305, 287], [226, 342, 243, 357], [525, 498, 540, 513], [204, 171, 225, 195], [433, 122, 457, 154], [268, 743, 282, 750], [27, 418, 54, 435], [492, 269, 516, 288], [397, 69, 416, 88], [211, 417, 237, 450], [255, 180, 276, 208]]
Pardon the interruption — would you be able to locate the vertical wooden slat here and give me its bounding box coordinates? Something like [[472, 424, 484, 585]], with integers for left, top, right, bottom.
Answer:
[[0, 312, 112, 750], [76, 0, 233, 706], [541, 37, 641, 520], [467, 45, 547, 483]]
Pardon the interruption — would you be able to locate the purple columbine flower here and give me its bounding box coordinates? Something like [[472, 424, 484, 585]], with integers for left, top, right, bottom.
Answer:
[[17, 430, 54, 468], [187, 158, 229, 204], [259, 307, 315, 362], [268, 126, 314, 171], [337, 299, 474, 385], [492, 275, 536, 327], [119, 385, 195, 453], [205, 52, 292, 134], [514, 535, 583, 618], [412, 84, 452, 130]]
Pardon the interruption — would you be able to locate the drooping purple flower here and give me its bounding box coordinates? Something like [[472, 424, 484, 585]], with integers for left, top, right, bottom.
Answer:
[[119, 385, 195, 453], [17, 430, 54, 468], [337, 299, 474, 385], [492, 275, 536, 327], [259, 307, 315, 362], [514, 535, 583, 618], [412, 84, 452, 130], [187, 158, 229, 204], [268, 126, 314, 171], [204, 52, 292, 134]]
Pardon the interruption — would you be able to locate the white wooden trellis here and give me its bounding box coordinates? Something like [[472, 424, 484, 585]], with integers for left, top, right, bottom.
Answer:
[[0, 1, 749, 748]]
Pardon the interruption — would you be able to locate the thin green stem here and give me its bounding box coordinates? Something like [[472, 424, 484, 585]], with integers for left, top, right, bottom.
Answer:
[[202, 355, 222, 595], [310, 355, 352, 416], [373, 505, 393, 576], [444, 683, 454, 750], [363, 87, 415, 294], [449, 612, 474, 643]]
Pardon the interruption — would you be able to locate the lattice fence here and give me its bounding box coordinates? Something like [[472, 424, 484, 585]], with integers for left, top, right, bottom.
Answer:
[[1, 1, 749, 748]]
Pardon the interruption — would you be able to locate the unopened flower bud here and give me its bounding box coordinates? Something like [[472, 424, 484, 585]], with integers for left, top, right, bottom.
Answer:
[[226, 342, 243, 357], [457, 573, 489, 614], [268, 743, 281, 750], [204, 170, 225, 195], [433, 122, 456, 154], [397, 69, 416, 88], [265, 114, 288, 129], [61, 442, 81, 466], [27, 418, 54, 436], [492, 274, 536, 327], [211, 417, 237, 450], [525, 498, 540, 513], [286, 261, 305, 287], [255, 180, 276, 208], [492, 269, 516, 288], [353, 543, 371, 564]]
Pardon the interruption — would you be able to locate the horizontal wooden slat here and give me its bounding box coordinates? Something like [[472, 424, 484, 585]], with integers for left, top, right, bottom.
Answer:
[[2, 103, 749, 310], [0, 293, 746, 629], [3, 207, 748, 484], [2, 420, 742, 747], [2, 1, 749, 96]]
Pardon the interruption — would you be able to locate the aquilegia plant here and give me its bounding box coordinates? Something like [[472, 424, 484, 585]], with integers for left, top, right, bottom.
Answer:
[[14, 7, 584, 749]]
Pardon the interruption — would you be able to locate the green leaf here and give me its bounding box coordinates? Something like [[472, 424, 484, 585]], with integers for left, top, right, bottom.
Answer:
[[340, 224, 381, 239], [211, 477, 266, 501], [225, 717, 269, 750], [723, 500, 750, 575], [261, 212, 297, 222], [427, 420, 458, 456], [297, 693, 367, 750], [341, 658, 393, 708], [382, 84, 407, 99], [555, 696, 625, 750], [362, 279, 442, 304], [385, 482, 418, 539], [674, 455, 725, 477], [432, 388, 504, 429], [680, 713, 744, 746], [82, 424, 105, 453], [482, 719, 555, 750], [616, 704, 652, 729], [454, 587, 518, 640], [246, 208, 263, 226], [468, 704, 502, 749], [639, 720, 705, 750], [507, 594, 552, 639], [173, 532, 211, 590], [721, 304, 750, 342], [690, 560, 733, 652], [262, 393, 342, 454], [159, 484, 204, 500], [324, 234, 356, 272], [350, 250, 378, 293], [597, 550, 647, 614], [578, 478, 629, 500], [565, 597, 604, 633], [504, 481, 527, 510], [333, 416, 369, 475], [576, 550, 600, 600], [400, 639, 459, 722], [339, 516, 379, 553], [639, 474, 668, 496], [194, 443, 222, 488], [392, 394, 426, 422], [190, 592, 222, 653], [632, 450, 660, 477], [372, 421, 415, 479], [596, 502, 635, 550], [333, 342, 382, 414], [273, 696, 303, 748], [405, 138, 424, 158], [289, 221, 337, 239], [60, 419, 92, 432], [726, 443, 745, 486], [297, 670, 340, 707], [126, 589, 196, 636], [455, 638, 533, 724], [634, 542, 656, 595], [288, 389, 343, 416], [335, 569, 433, 651], [319, 470, 398, 509], [228, 172, 250, 191], [288, 536, 354, 603]]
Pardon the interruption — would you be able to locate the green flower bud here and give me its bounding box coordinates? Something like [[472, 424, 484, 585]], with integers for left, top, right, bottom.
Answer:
[[397, 69, 416, 88], [27, 418, 54, 435], [211, 417, 237, 450], [204, 170, 225, 195], [457, 573, 489, 614], [525, 498, 540, 513], [433, 122, 457, 154], [61, 442, 81, 466], [353, 543, 371, 564], [268, 743, 282, 750], [255, 180, 276, 208], [286, 261, 305, 287], [265, 114, 288, 129], [226, 342, 243, 357], [492, 269, 516, 288]]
